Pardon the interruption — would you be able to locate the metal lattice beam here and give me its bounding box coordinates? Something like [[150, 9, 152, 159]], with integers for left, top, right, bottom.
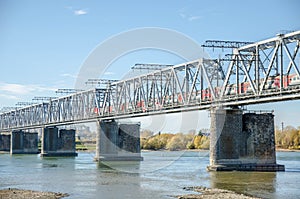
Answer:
[[0, 30, 300, 131]]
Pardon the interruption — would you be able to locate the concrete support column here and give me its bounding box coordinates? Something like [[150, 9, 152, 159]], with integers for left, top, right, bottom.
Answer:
[[95, 120, 143, 161], [41, 127, 77, 157], [118, 123, 141, 154], [57, 129, 77, 156], [209, 107, 243, 166], [0, 134, 11, 152], [10, 130, 24, 154], [10, 131, 38, 154], [241, 113, 277, 164], [99, 120, 118, 158], [95, 120, 101, 160], [41, 127, 58, 156], [208, 107, 284, 171], [23, 132, 38, 154]]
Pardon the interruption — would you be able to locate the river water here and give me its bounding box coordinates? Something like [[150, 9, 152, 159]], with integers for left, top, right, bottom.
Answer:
[[0, 151, 299, 199]]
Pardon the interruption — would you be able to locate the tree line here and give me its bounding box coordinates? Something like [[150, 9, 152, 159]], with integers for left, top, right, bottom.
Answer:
[[140, 125, 300, 151], [140, 130, 209, 151], [275, 126, 300, 150]]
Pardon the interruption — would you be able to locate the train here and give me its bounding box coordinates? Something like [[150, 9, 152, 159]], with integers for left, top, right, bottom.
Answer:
[[203, 73, 300, 99], [94, 73, 300, 114]]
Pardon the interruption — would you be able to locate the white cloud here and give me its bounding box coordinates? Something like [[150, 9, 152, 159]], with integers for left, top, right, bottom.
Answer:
[[179, 13, 186, 19], [0, 82, 56, 95], [60, 73, 77, 79], [0, 83, 58, 108], [104, 71, 115, 76], [74, 9, 88, 16], [179, 7, 202, 22], [0, 83, 31, 95], [188, 16, 202, 21], [0, 94, 19, 100], [65, 6, 88, 16], [180, 13, 202, 21]]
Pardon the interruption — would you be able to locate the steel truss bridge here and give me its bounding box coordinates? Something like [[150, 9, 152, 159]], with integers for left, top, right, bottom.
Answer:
[[1, 31, 300, 131]]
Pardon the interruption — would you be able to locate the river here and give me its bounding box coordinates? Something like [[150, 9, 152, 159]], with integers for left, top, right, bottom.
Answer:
[[0, 151, 299, 199]]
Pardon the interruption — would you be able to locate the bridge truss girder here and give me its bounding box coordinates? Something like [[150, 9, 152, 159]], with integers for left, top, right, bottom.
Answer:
[[101, 59, 224, 115], [0, 31, 300, 131], [0, 90, 103, 130], [220, 31, 300, 98]]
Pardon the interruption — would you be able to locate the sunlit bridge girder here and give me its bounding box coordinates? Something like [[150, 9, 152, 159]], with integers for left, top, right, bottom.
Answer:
[[1, 30, 300, 131]]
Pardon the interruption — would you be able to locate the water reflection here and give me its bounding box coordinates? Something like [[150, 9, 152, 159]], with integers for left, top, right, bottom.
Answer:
[[40, 156, 76, 170], [96, 161, 144, 199], [210, 171, 277, 198], [1, 152, 299, 199], [97, 161, 141, 174]]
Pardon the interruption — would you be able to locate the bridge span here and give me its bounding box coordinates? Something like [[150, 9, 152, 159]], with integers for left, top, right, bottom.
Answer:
[[1, 30, 300, 130], [1, 30, 300, 171]]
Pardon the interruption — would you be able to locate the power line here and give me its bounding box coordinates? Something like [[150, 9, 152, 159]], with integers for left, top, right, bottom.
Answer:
[[55, 89, 84, 95], [201, 40, 253, 49], [0, 107, 22, 113], [32, 96, 57, 102], [85, 79, 119, 88], [15, 102, 37, 106], [131, 63, 173, 70]]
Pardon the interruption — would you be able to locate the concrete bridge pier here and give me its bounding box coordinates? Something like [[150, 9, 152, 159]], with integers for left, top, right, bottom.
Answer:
[[207, 107, 284, 171], [41, 127, 77, 157], [10, 130, 38, 154], [95, 120, 143, 161], [0, 133, 11, 152]]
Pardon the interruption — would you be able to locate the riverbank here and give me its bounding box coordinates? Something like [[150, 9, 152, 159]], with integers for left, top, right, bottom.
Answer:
[[141, 148, 299, 152], [276, 148, 300, 152], [0, 187, 259, 199], [0, 189, 69, 199], [177, 186, 260, 199]]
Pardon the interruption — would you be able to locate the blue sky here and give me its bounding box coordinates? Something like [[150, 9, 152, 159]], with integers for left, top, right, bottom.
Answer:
[[0, 0, 300, 131]]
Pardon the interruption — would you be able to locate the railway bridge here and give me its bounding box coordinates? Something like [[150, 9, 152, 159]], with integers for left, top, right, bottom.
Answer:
[[1, 30, 300, 171]]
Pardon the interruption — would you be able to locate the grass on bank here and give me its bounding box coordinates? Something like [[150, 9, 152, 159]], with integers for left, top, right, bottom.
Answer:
[[76, 140, 96, 151]]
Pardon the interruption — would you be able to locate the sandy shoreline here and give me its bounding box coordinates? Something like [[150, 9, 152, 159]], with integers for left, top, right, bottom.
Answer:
[[142, 148, 299, 152], [177, 186, 260, 199], [0, 187, 260, 199], [0, 189, 69, 199], [275, 148, 299, 152]]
